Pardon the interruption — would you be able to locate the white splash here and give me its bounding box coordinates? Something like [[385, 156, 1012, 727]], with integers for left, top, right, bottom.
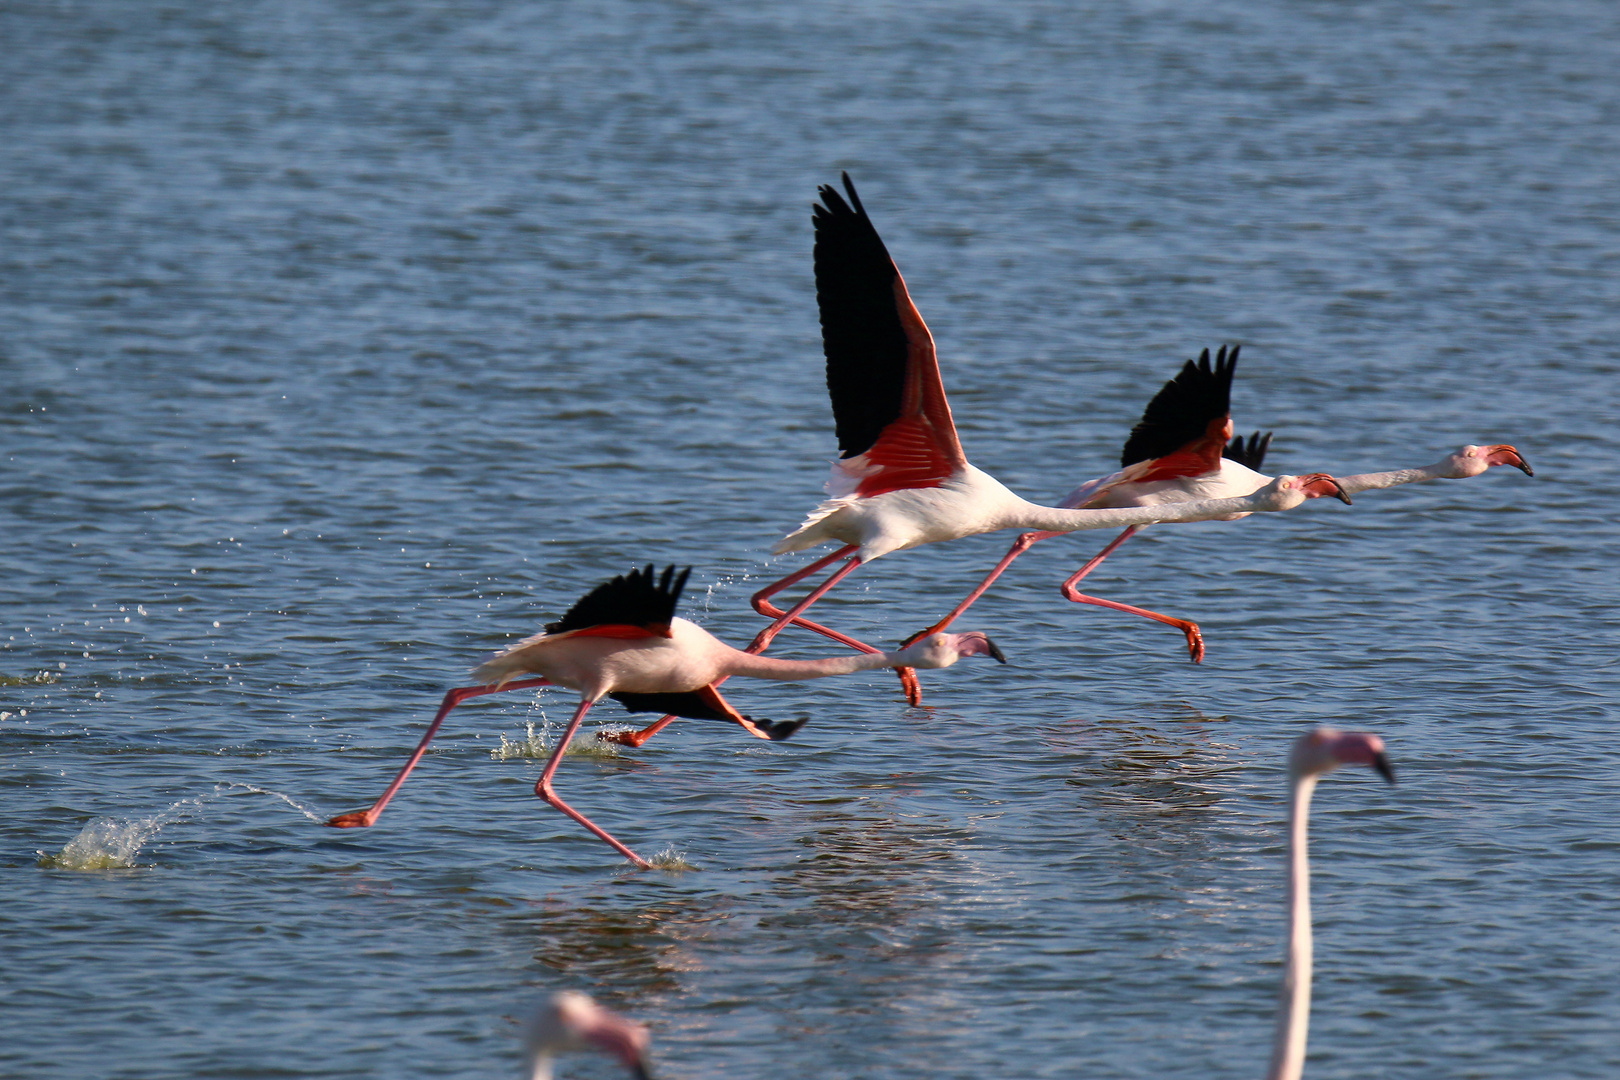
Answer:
[[38, 796, 206, 871]]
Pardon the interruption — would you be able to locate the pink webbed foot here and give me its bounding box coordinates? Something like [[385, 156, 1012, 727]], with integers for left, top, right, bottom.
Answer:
[[597, 728, 655, 749], [1183, 624, 1205, 664], [326, 811, 377, 828], [899, 666, 924, 707]]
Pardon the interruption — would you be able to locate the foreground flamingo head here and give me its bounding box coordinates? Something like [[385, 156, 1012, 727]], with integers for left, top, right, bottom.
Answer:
[[1439, 443, 1535, 479], [1261, 473, 1354, 510], [1288, 727, 1395, 783], [898, 631, 1008, 669], [526, 991, 652, 1080]]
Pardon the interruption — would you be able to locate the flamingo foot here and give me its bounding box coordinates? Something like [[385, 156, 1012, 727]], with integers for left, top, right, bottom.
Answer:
[[1185, 625, 1205, 664], [326, 811, 377, 828], [596, 729, 654, 748], [899, 666, 923, 707]]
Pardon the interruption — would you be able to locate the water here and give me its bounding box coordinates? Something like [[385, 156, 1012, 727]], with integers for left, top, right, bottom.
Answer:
[[3, 1, 1618, 1076]]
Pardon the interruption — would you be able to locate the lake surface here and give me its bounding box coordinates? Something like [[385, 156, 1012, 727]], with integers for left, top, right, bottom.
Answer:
[[3, 2, 1619, 1077]]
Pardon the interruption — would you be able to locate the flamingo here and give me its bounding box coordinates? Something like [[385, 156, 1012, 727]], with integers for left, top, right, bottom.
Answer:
[[894, 340, 1532, 699], [598, 178, 1350, 748], [740, 177, 1349, 683], [525, 990, 651, 1080], [325, 564, 1004, 867], [1266, 727, 1396, 1080]]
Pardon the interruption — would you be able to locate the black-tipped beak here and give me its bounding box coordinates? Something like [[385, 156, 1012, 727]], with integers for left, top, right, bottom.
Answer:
[[1372, 752, 1395, 785], [1329, 480, 1353, 505], [1514, 458, 1535, 477], [985, 637, 1008, 664], [632, 1061, 653, 1080]]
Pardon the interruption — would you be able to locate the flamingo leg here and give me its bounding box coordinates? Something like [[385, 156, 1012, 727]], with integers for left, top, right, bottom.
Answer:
[[602, 547, 895, 748], [326, 677, 552, 828], [1058, 525, 1206, 663], [536, 699, 650, 868], [891, 530, 1062, 706]]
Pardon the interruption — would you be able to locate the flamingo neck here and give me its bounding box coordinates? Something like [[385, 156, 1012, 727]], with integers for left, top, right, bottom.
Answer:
[[1266, 772, 1318, 1080], [1003, 490, 1277, 534], [1333, 462, 1446, 496], [719, 649, 906, 682]]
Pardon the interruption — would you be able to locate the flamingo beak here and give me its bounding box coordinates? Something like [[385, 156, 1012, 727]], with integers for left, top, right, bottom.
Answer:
[[985, 637, 1008, 664], [1371, 752, 1395, 785], [1301, 474, 1353, 505], [1483, 445, 1534, 476]]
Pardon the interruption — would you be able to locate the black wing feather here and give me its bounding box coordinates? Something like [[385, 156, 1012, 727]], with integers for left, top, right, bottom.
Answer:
[[1120, 344, 1240, 468], [609, 692, 805, 741], [1223, 430, 1273, 471], [815, 173, 910, 459], [545, 564, 690, 634]]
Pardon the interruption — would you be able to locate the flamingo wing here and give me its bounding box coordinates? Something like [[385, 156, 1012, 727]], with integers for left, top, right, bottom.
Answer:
[[544, 564, 691, 640], [610, 686, 805, 741], [1120, 344, 1242, 480], [814, 173, 966, 499], [1223, 429, 1274, 471]]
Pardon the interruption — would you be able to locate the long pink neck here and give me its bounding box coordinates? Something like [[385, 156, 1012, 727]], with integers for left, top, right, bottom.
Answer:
[[1265, 772, 1317, 1080], [1334, 461, 1449, 496], [719, 648, 917, 682], [1006, 488, 1282, 534]]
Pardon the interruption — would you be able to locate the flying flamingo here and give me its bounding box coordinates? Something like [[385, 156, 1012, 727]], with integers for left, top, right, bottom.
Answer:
[[597, 177, 1350, 748], [1266, 727, 1395, 1080], [891, 345, 1532, 700], [525, 990, 651, 1080], [748, 177, 1348, 670], [325, 564, 1004, 867]]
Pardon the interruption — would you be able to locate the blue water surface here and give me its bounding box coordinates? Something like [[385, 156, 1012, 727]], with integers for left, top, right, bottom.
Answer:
[[3, 2, 1618, 1077]]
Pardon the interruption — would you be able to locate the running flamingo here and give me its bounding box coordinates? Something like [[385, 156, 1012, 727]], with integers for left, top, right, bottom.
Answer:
[[325, 564, 1004, 867], [601, 178, 1350, 746], [1266, 727, 1395, 1080], [894, 345, 1533, 701], [525, 991, 651, 1080]]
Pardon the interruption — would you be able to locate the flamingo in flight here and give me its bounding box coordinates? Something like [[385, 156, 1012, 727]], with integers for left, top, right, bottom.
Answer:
[[751, 177, 1348, 672], [525, 991, 651, 1080], [894, 344, 1533, 699], [325, 564, 1003, 867], [598, 177, 1350, 748]]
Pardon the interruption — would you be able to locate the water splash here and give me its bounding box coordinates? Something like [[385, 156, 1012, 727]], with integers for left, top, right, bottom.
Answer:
[[0, 670, 58, 687], [648, 846, 697, 872], [37, 796, 206, 870], [490, 719, 623, 761], [214, 782, 326, 823]]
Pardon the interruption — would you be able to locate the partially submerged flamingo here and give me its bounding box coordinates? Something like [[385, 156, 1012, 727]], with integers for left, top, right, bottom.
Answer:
[[525, 990, 651, 1080], [894, 344, 1533, 701], [739, 176, 1349, 692], [325, 564, 1003, 867]]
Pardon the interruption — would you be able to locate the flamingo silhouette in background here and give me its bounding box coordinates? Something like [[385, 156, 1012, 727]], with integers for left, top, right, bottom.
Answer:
[[729, 176, 1350, 694], [325, 564, 1003, 867], [525, 991, 651, 1080], [1266, 727, 1395, 1080], [515, 728, 1393, 1079], [890, 345, 1532, 702]]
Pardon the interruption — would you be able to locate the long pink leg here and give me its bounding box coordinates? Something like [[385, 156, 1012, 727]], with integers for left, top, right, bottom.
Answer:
[[603, 547, 891, 749], [327, 678, 552, 828], [1057, 525, 1205, 663], [536, 700, 650, 868], [891, 529, 1064, 706]]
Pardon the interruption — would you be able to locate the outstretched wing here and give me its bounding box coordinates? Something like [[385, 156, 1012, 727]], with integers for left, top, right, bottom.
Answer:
[[814, 173, 966, 498], [610, 686, 806, 741], [544, 564, 690, 638], [1223, 430, 1273, 471], [1119, 344, 1241, 478]]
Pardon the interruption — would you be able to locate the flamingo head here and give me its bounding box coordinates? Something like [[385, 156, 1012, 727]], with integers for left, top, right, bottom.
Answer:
[[1438, 443, 1535, 479], [526, 991, 652, 1080], [898, 631, 1008, 670], [1288, 727, 1395, 783], [1264, 473, 1354, 509]]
